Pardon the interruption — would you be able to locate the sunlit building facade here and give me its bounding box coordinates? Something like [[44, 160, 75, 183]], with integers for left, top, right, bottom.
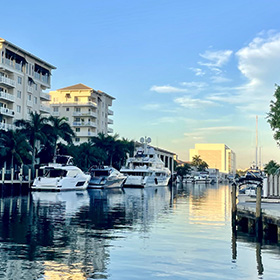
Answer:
[[0, 38, 56, 130], [49, 83, 114, 144], [189, 143, 236, 174]]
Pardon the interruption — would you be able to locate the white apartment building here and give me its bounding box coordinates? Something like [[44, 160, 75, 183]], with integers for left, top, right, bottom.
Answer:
[[0, 38, 56, 129], [49, 83, 114, 144], [189, 143, 236, 174]]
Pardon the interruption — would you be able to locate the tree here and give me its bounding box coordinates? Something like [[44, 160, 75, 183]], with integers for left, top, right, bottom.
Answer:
[[176, 163, 192, 177], [197, 161, 209, 171], [14, 112, 48, 169], [191, 155, 203, 168], [0, 129, 32, 169], [47, 116, 76, 157], [267, 85, 280, 145], [264, 160, 280, 175]]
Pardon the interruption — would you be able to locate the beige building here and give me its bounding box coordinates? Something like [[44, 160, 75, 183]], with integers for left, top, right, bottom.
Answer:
[[189, 143, 236, 174], [0, 38, 56, 129], [49, 83, 114, 144]]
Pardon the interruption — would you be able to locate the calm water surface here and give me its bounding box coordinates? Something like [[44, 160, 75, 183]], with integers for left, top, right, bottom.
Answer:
[[0, 183, 280, 279]]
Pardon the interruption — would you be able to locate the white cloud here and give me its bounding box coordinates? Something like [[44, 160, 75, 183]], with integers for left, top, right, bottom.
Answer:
[[180, 81, 208, 89], [189, 67, 206, 76], [141, 104, 162, 111], [199, 50, 233, 68], [150, 85, 189, 93], [174, 96, 218, 109], [210, 76, 231, 83]]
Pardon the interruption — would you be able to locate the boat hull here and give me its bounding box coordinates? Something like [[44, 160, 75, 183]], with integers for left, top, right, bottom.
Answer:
[[88, 177, 127, 189], [123, 175, 170, 188]]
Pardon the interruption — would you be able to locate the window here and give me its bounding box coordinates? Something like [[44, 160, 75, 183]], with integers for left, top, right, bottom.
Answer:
[[75, 138, 80, 142], [65, 93, 71, 99], [16, 105, 21, 113], [75, 108, 81, 112], [17, 90, 21, 98], [53, 107, 59, 112], [74, 97, 78, 102], [34, 97, 37, 104], [75, 118, 80, 122], [28, 94, 32, 101], [35, 84, 37, 90], [18, 76, 22, 84], [66, 108, 69, 111], [75, 128, 80, 132]]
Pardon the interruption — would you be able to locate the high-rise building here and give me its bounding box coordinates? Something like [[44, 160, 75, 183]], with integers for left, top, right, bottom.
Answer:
[[49, 83, 114, 144], [189, 143, 236, 174], [0, 38, 56, 129]]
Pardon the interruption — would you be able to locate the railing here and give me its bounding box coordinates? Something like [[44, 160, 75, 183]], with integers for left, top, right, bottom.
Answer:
[[108, 109, 114, 115], [108, 128, 113, 133], [264, 175, 280, 197], [0, 123, 16, 131], [73, 121, 96, 127], [52, 112, 60, 116], [0, 76, 15, 87], [108, 118, 113, 124], [76, 131, 97, 137], [0, 107, 14, 117], [73, 111, 97, 118], [40, 92, 51, 100], [40, 104, 51, 113], [0, 59, 23, 73], [0, 91, 15, 102], [27, 100, 33, 107]]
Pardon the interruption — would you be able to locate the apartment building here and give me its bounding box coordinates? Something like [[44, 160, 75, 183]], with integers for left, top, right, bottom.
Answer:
[[0, 38, 56, 129], [189, 143, 236, 174], [49, 83, 114, 144]]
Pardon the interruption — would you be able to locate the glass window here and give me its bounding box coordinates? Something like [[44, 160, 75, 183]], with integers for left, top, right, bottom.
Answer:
[[75, 128, 80, 132], [17, 105, 21, 113], [34, 97, 37, 104], [18, 76, 22, 84], [66, 108, 69, 111], [17, 90, 21, 98]]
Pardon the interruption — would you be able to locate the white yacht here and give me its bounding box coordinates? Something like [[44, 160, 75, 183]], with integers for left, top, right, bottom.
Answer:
[[120, 137, 171, 187], [32, 155, 91, 191], [88, 166, 127, 189]]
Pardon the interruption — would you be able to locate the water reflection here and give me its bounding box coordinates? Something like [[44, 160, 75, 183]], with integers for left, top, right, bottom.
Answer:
[[0, 184, 278, 279]]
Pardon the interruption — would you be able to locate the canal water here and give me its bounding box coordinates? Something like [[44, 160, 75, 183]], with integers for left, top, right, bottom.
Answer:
[[0, 184, 280, 279]]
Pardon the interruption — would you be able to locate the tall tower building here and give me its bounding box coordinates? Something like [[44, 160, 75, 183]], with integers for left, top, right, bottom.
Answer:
[[49, 83, 114, 144], [189, 143, 236, 174], [0, 38, 56, 129]]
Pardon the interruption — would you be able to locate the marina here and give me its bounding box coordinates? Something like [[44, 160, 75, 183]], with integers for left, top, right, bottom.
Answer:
[[0, 182, 280, 279]]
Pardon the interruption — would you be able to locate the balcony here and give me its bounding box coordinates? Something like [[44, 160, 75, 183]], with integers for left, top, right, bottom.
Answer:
[[27, 86, 33, 94], [40, 104, 51, 113], [73, 111, 97, 118], [108, 109, 114, 115], [0, 58, 23, 73], [76, 131, 97, 137], [108, 128, 113, 133], [0, 107, 14, 117], [26, 100, 33, 107], [0, 123, 16, 131], [108, 118, 113, 124], [73, 121, 97, 127], [0, 91, 15, 103], [51, 112, 60, 117], [0, 76, 15, 88], [40, 92, 51, 101]]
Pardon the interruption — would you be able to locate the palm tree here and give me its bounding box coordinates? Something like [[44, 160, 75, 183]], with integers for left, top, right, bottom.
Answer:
[[14, 112, 48, 169], [0, 129, 32, 169], [192, 155, 203, 168], [47, 116, 75, 157], [264, 160, 280, 175]]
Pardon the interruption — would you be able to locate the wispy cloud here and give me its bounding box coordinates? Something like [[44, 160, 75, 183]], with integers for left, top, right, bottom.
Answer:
[[174, 96, 218, 109], [199, 50, 233, 68], [150, 85, 189, 93], [189, 67, 206, 76]]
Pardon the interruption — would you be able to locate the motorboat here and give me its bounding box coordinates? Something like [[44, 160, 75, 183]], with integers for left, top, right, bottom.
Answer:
[[32, 155, 91, 191], [120, 137, 171, 187], [87, 166, 127, 189]]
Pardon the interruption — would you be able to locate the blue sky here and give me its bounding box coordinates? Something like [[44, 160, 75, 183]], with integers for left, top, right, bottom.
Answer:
[[2, 0, 280, 169]]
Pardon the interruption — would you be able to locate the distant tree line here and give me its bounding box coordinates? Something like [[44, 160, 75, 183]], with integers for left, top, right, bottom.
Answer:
[[0, 112, 135, 172]]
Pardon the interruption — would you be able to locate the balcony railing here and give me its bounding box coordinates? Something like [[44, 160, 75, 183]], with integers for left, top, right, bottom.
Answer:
[[51, 112, 60, 117], [0, 91, 15, 103], [108, 119, 114, 124], [27, 100, 33, 107], [73, 121, 97, 127], [0, 76, 15, 88], [40, 92, 51, 101], [108, 128, 113, 133], [0, 122, 16, 131], [0, 107, 14, 117], [73, 111, 97, 118], [108, 109, 114, 115], [0, 58, 23, 73], [76, 131, 97, 137], [40, 104, 51, 113]]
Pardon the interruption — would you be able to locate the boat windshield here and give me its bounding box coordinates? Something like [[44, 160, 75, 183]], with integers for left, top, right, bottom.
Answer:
[[44, 169, 67, 178], [93, 170, 110, 177]]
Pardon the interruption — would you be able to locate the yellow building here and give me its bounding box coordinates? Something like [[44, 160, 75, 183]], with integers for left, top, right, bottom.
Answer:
[[189, 143, 236, 174], [49, 83, 114, 144]]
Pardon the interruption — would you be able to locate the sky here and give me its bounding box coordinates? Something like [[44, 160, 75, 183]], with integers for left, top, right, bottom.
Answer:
[[2, 0, 280, 169]]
